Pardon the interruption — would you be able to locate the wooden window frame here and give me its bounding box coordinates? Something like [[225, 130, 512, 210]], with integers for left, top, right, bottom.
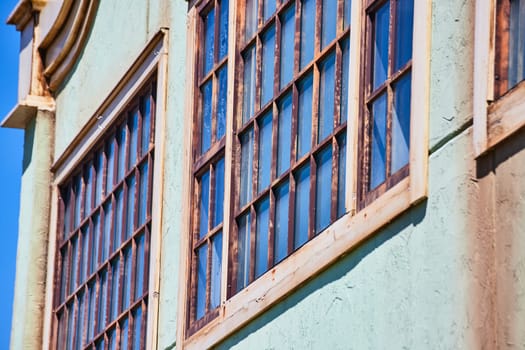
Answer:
[[178, 0, 429, 348], [42, 32, 169, 350], [474, 0, 525, 156]]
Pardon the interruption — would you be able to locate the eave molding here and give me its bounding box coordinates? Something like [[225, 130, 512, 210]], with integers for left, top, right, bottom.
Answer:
[[1, 95, 55, 129]]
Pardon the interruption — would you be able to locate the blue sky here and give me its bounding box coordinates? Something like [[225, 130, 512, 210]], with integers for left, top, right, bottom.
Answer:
[[0, 0, 24, 347]]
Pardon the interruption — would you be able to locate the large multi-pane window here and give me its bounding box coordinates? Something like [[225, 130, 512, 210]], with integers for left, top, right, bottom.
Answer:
[[53, 80, 156, 350]]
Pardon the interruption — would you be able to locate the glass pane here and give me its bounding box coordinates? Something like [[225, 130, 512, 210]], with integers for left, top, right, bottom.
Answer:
[[106, 140, 115, 194], [98, 270, 108, 332], [66, 303, 75, 350], [110, 257, 120, 320], [300, 0, 315, 69], [294, 164, 310, 249], [196, 243, 207, 319], [297, 74, 313, 159], [114, 189, 124, 251], [258, 112, 273, 192], [122, 247, 132, 310], [219, 0, 229, 60], [280, 7, 295, 88], [60, 248, 68, 302], [392, 72, 411, 173], [87, 282, 96, 341], [126, 175, 136, 239], [210, 231, 222, 309], [394, 0, 414, 71], [255, 197, 269, 278], [318, 52, 335, 142], [237, 213, 251, 291], [321, 0, 337, 48], [84, 165, 93, 217], [373, 2, 390, 90], [201, 79, 213, 153], [69, 237, 78, 294], [76, 292, 85, 350], [120, 317, 129, 350], [217, 66, 228, 140], [264, 0, 276, 21], [57, 311, 65, 350], [508, 0, 525, 88], [95, 150, 104, 205], [102, 201, 112, 262], [337, 134, 347, 217], [204, 8, 215, 75], [129, 111, 139, 168], [277, 94, 292, 176], [63, 187, 71, 238], [261, 26, 276, 107], [245, 0, 258, 40], [199, 171, 210, 239], [96, 339, 105, 350], [315, 147, 332, 233], [132, 307, 142, 350], [344, 0, 352, 29], [243, 46, 256, 123], [74, 175, 82, 228], [141, 96, 151, 155], [135, 233, 145, 300], [341, 38, 350, 123], [80, 226, 89, 283], [370, 93, 387, 190], [274, 181, 289, 264], [214, 158, 225, 227], [108, 328, 116, 350], [138, 161, 149, 226], [117, 124, 127, 181], [240, 129, 254, 207]]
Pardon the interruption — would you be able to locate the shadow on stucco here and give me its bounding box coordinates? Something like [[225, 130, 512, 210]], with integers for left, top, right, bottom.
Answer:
[[22, 118, 35, 173]]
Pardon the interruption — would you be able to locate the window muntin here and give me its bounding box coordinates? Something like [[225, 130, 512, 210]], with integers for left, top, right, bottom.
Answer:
[[54, 81, 156, 350], [359, 0, 413, 208]]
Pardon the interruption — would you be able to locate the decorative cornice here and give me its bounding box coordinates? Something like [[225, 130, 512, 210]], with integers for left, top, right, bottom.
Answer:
[[6, 0, 33, 31]]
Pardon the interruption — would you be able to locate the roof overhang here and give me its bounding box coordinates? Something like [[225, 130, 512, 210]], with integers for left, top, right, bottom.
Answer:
[[1, 96, 55, 129]]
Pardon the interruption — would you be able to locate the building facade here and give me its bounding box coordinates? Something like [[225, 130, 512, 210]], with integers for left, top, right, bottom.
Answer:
[[4, 0, 525, 349]]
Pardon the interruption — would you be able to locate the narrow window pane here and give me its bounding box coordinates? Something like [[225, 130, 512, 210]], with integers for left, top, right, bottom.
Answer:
[[255, 197, 270, 278], [370, 93, 387, 190], [74, 176, 82, 228], [294, 165, 310, 249], [60, 248, 68, 302], [204, 8, 215, 75], [95, 150, 104, 205], [122, 247, 132, 310], [98, 270, 108, 332], [258, 112, 273, 192], [237, 213, 251, 291], [210, 231, 222, 309], [300, 0, 315, 69], [106, 140, 115, 194], [341, 38, 350, 123], [76, 292, 86, 350], [108, 328, 117, 350], [274, 181, 289, 264], [120, 317, 129, 350], [69, 237, 78, 294], [66, 303, 76, 350], [245, 0, 258, 40], [57, 311, 65, 350], [114, 189, 124, 251], [199, 171, 210, 239], [391, 72, 411, 173], [277, 94, 292, 176], [214, 158, 225, 227], [217, 66, 228, 140], [263, 0, 276, 21], [196, 243, 208, 319], [373, 2, 390, 89], [297, 74, 313, 159], [102, 202, 112, 262], [394, 0, 414, 71], [201, 80, 213, 153], [63, 187, 71, 238], [280, 7, 295, 88], [344, 0, 352, 29], [84, 166, 93, 217], [261, 26, 276, 107], [138, 161, 149, 226], [319, 53, 335, 142], [219, 0, 229, 60], [242, 46, 256, 123], [315, 147, 332, 233], [321, 0, 337, 48], [129, 111, 139, 168], [110, 257, 120, 320], [126, 175, 136, 239], [96, 339, 106, 350], [135, 233, 145, 300], [87, 282, 96, 342], [508, 0, 525, 88], [240, 129, 254, 207], [141, 96, 151, 155], [337, 134, 347, 218], [132, 307, 142, 350], [80, 225, 89, 283], [117, 125, 127, 181]]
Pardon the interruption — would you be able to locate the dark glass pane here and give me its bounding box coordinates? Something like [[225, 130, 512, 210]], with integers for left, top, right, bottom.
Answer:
[[57, 311, 65, 350], [141, 96, 151, 155], [106, 140, 115, 194], [60, 248, 68, 302], [297, 74, 313, 159], [74, 175, 82, 228], [373, 2, 390, 89], [243, 46, 256, 123], [98, 270, 107, 332], [337, 134, 347, 218], [280, 7, 295, 88], [392, 72, 411, 173], [394, 0, 414, 71], [370, 93, 387, 189], [210, 231, 222, 309], [84, 165, 93, 217], [196, 243, 207, 319], [129, 110, 139, 168], [341, 38, 350, 123], [261, 26, 276, 107], [135, 233, 145, 300], [321, 0, 337, 48], [246, 0, 258, 40], [217, 66, 228, 140], [96, 339, 105, 350], [114, 189, 124, 251], [63, 187, 71, 238], [315, 147, 332, 233], [236, 213, 251, 291], [108, 328, 117, 350], [204, 8, 216, 75], [277, 94, 292, 176], [122, 247, 132, 310], [69, 236, 78, 294], [120, 317, 129, 350], [255, 197, 270, 278], [80, 225, 89, 283], [508, 0, 525, 88], [300, 0, 315, 69], [199, 171, 210, 239], [214, 158, 225, 227], [264, 0, 276, 21], [110, 257, 120, 320], [138, 161, 149, 226], [318, 53, 335, 141], [117, 124, 127, 180], [132, 307, 142, 350], [344, 0, 352, 29], [76, 292, 85, 350], [274, 181, 289, 264], [258, 112, 273, 192], [294, 164, 310, 249], [126, 175, 136, 239], [201, 80, 213, 153], [87, 282, 96, 341], [102, 201, 112, 262], [219, 0, 229, 60], [240, 129, 254, 207], [95, 150, 104, 205]]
